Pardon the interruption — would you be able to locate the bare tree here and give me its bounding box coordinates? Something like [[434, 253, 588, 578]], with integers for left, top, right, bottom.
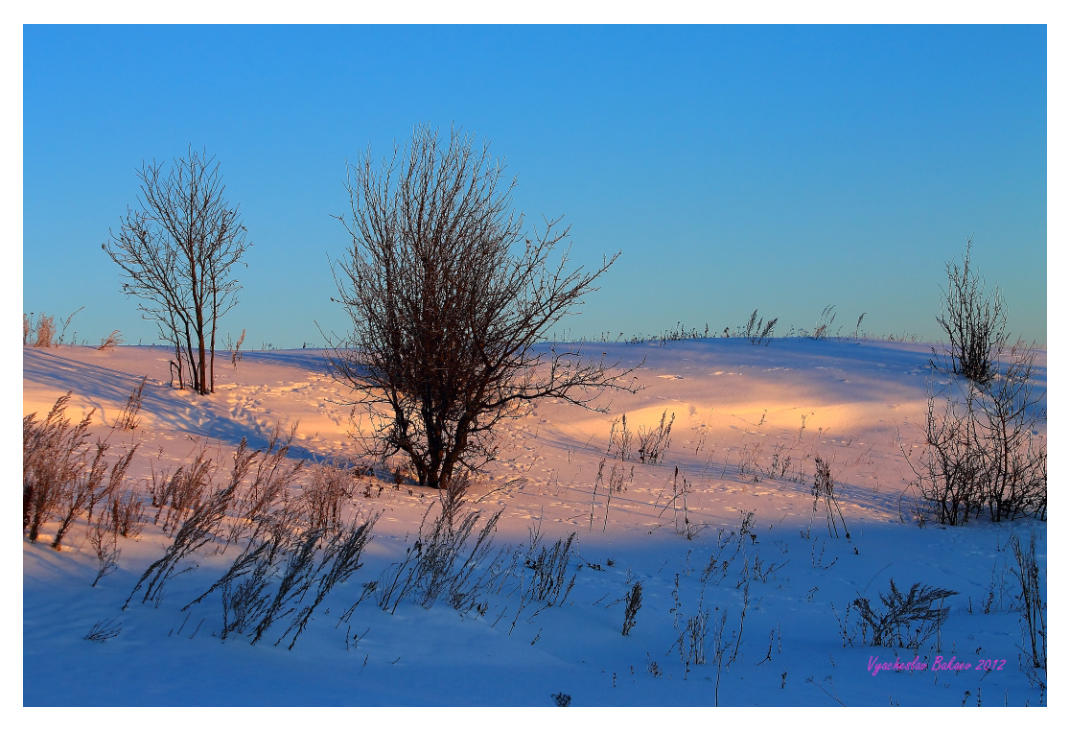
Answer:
[[935, 238, 1008, 385], [330, 125, 633, 489], [104, 148, 248, 394]]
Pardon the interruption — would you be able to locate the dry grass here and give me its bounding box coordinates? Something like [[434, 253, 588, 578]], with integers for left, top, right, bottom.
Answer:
[[231, 329, 246, 368], [740, 309, 778, 345], [637, 410, 674, 465], [151, 444, 216, 535], [853, 579, 957, 651], [622, 581, 643, 636], [98, 330, 123, 350], [302, 461, 354, 532], [23, 308, 83, 347], [125, 440, 257, 609], [1009, 531, 1046, 690], [31, 313, 56, 347], [812, 305, 837, 340], [811, 456, 850, 540], [23, 394, 95, 543], [23, 393, 142, 551], [114, 376, 147, 430]]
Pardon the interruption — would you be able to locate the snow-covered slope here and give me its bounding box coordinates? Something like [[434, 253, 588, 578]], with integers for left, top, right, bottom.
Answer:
[[22, 339, 1047, 706]]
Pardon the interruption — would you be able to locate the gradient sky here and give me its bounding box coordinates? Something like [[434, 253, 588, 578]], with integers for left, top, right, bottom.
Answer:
[[22, 25, 1047, 349]]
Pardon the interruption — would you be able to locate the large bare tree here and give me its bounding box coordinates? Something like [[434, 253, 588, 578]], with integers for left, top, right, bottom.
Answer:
[[104, 148, 248, 394], [331, 125, 631, 489]]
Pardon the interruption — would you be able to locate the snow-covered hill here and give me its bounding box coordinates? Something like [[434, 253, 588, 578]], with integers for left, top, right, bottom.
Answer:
[[22, 338, 1047, 706]]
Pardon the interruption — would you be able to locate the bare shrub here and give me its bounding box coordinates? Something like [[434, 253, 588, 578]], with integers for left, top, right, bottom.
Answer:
[[934, 238, 1007, 385], [114, 376, 147, 430], [853, 579, 957, 651], [330, 124, 632, 490], [908, 343, 1046, 525], [976, 344, 1047, 521], [910, 384, 981, 526]]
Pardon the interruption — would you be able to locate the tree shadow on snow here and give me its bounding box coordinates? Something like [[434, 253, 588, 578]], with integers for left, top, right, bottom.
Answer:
[[23, 347, 329, 461]]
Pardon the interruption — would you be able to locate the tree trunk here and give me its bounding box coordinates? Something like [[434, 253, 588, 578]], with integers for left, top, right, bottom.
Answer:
[[195, 297, 207, 395], [209, 283, 218, 393]]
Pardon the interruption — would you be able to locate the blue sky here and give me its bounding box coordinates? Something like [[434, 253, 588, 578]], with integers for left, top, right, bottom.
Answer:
[[23, 25, 1047, 348]]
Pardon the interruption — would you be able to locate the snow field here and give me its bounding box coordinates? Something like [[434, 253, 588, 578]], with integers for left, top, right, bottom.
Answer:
[[22, 339, 1047, 707]]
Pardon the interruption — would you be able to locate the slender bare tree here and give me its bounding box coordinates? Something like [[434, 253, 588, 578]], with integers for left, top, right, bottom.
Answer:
[[331, 125, 633, 489], [104, 148, 248, 394]]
